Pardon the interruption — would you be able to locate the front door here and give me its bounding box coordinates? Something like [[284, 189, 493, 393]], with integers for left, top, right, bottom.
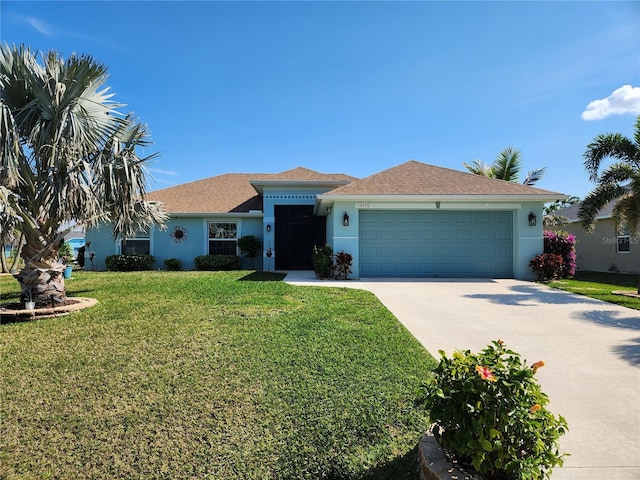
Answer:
[[275, 205, 326, 270]]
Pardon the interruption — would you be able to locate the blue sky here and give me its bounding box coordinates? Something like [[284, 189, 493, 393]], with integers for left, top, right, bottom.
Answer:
[[2, 1, 639, 198]]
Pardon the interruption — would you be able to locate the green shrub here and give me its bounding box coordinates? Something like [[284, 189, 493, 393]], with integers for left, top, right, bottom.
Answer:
[[163, 258, 182, 271], [421, 340, 568, 480], [58, 241, 73, 262], [194, 254, 241, 271], [105, 254, 155, 271], [312, 244, 333, 279]]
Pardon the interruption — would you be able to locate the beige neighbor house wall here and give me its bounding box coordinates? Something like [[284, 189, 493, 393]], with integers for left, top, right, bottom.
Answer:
[[560, 218, 640, 274]]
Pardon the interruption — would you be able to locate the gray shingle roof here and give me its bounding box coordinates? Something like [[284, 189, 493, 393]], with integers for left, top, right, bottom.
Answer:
[[556, 201, 616, 222]]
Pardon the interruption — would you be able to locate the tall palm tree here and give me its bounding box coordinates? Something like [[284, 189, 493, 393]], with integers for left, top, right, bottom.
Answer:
[[579, 115, 640, 293], [463, 147, 546, 186], [0, 44, 167, 304]]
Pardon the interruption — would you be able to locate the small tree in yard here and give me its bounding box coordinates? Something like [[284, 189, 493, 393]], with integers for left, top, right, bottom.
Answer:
[[238, 235, 261, 269], [0, 44, 167, 305]]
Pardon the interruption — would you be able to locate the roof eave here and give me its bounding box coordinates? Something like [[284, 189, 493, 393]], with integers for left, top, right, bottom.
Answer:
[[565, 213, 613, 223], [250, 179, 351, 194], [165, 212, 264, 218]]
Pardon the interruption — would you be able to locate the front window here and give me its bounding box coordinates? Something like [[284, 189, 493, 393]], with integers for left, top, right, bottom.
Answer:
[[617, 226, 630, 253], [208, 222, 237, 255], [121, 236, 150, 255]]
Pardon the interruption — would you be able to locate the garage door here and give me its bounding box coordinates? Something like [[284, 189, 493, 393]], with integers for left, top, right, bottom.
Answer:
[[359, 210, 513, 278]]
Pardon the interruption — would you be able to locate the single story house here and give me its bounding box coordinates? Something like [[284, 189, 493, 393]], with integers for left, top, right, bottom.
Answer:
[[553, 202, 639, 274], [85, 160, 567, 279]]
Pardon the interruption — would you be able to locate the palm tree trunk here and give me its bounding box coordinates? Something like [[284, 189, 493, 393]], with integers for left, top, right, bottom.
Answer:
[[9, 234, 24, 272], [17, 236, 67, 306], [0, 248, 8, 274], [16, 264, 67, 305]]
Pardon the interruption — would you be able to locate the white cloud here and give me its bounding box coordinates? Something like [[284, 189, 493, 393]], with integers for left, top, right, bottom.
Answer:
[[21, 15, 54, 36], [149, 168, 179, 176], [582, 85, 640, 120]]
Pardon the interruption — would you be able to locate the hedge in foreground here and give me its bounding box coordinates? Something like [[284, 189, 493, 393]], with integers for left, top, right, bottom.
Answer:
[[105, 254, 155, 271], [194, 254, 241, 271], [421, 340, 568, 480]]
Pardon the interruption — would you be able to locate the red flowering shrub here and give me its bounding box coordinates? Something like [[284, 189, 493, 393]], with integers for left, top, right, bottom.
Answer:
[[529, 253, 564, 281], [543, 230, 576, 278], [332, 250, 353, 280]]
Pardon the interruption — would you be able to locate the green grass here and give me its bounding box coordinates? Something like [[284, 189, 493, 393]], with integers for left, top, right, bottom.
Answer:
[[0, 271, 435, 479], [549, 271, 640, 310]]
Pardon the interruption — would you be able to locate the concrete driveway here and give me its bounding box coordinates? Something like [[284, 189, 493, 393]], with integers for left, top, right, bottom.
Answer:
[[285, 272, 640, 480]]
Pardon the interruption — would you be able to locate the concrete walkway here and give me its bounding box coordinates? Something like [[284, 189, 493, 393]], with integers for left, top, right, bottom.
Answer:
[[285, 271, 640, 479]]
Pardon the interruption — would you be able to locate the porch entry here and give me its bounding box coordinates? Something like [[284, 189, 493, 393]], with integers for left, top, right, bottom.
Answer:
[[274, 205, 326, 270]]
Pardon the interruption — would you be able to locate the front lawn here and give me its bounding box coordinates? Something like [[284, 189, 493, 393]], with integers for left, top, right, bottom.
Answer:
[[549, 271, 640, 310], [0, 271, 435, 479]]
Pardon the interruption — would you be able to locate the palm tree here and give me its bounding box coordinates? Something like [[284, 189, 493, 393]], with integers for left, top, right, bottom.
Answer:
[[0, 44, 167, 305], [463, 147, 546, 186], [543, 196, 581, 228], [578, 115, 640, 293]]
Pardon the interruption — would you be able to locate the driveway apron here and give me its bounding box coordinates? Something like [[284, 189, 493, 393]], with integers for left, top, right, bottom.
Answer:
[[285, 273, 640, 480]]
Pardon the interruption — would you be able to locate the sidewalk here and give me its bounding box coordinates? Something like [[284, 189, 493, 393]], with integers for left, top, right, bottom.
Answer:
[[284, 271, 640, 479]]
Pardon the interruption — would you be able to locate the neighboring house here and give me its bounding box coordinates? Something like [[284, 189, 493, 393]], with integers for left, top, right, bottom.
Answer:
[[553, 202, 640, 274], [85, 160, 566, 279]]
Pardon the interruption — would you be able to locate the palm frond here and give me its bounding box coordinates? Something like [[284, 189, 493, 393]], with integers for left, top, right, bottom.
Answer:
[[463, 159, 493, 177], [583, 134, 637, 182], [543, 214, 570, 228], [597, 162, 635, 185], [578, 183, 628, 232], [611, 194, 640, 237], [493, 147, 521, 182], [523, 167, 546, 186]]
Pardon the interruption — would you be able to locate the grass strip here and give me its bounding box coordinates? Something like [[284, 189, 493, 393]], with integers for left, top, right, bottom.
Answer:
[[548, 270, 640, 310]]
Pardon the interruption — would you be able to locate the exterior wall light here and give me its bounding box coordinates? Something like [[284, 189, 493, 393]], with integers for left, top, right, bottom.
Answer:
[[343, 212, 350, 226], [266, 224, 271, 233], [528, 212, 537, 227]]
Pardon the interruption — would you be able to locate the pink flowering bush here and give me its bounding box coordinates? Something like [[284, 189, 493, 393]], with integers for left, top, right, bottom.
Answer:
[[543, 230, 576, 278], [529, 253, 564, 282], [421, 340, 568, 480]]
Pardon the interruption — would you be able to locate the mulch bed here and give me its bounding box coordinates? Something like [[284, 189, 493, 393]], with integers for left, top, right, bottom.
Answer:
[[0, 297, 98, 322], [1, 299, 80, 311]]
